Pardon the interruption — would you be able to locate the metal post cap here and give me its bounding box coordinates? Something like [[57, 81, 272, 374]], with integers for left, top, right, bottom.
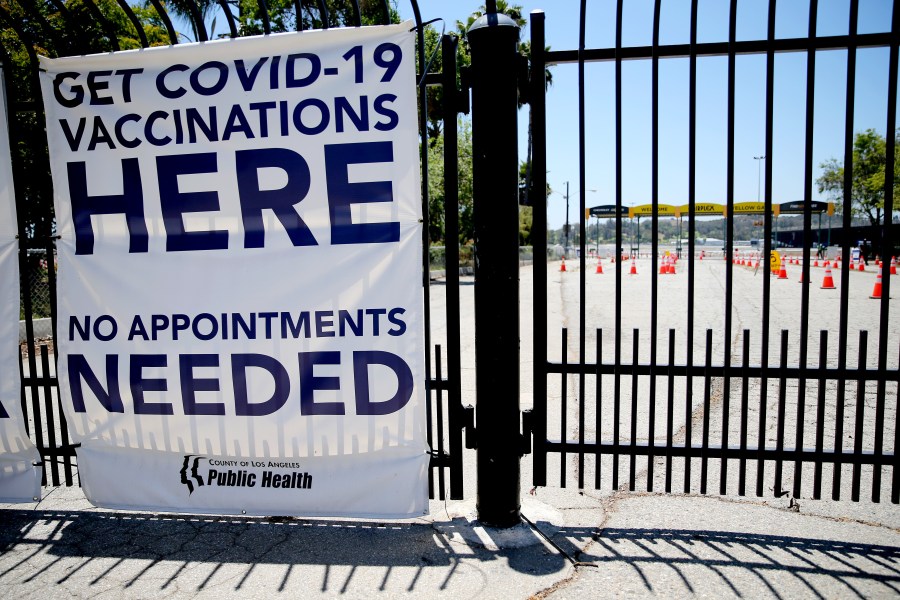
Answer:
[[467, 12, 519, 34]]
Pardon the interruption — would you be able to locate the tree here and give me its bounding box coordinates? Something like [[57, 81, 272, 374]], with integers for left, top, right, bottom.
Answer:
[[1, 0, 169, 237], [232, 0, 398, 37], [426, 118, 474, 245], [817, 128, 900, 227]]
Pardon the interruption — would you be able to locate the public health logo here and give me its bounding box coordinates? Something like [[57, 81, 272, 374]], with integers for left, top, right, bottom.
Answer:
[[180, 455, 206, 495]]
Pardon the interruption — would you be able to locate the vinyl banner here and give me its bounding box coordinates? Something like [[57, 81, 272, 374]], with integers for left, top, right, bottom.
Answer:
[[0, 67, 42, 503], [39, 24, 428, 517]]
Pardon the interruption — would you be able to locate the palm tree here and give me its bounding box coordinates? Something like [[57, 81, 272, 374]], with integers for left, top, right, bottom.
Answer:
[[163, 0, 219, 41]]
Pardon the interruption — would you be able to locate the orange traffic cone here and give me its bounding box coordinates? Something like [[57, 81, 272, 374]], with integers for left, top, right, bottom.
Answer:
[[849, 260, 855, 271], [798, 269, 804, 283], [859, 258, 866, 272], [821, 265, 836, 289], [560, 257, 567, 272], [778, 261, 788, 279], [813, 258, 819, 267], [659, 257, 668, 275], [891, 257, 897, 275], [596, 259, 604, 274], [871, 271, 884, 299], [629, 259, 637, 275], [669, 259, 677, 274]]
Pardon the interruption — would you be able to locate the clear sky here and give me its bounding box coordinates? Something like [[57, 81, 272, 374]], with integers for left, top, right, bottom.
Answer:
[[399, 0, 897, 229]]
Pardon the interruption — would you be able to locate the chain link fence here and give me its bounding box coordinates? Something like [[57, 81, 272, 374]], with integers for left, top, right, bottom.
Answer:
[[20, 248, 53, 320]]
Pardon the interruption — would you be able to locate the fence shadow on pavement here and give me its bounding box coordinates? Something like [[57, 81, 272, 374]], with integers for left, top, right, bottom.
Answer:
[[547, 527, 900, 599], [3, 510, 899, 598], [0, 509, 568, 596]]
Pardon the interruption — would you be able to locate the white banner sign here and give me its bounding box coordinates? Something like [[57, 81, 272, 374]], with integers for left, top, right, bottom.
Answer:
[[0, 67, 42, 503], [39, 24, 428, 517]]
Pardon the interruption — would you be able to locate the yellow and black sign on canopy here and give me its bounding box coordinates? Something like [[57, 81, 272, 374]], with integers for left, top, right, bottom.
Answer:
[[629, 204, 678, 218], [677, 203, 726, 216], [587, 205, 630, 219], [733, 202, 768, 215], [778, 200, 833, 215], [586, 201, 834, 219]]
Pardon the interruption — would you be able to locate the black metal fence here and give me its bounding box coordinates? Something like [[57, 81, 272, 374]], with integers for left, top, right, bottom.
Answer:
[[529, 0, 899, 503], [4, 0, 465, 500]]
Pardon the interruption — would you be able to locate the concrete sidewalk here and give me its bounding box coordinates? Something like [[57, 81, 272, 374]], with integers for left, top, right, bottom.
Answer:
[[1, 484, 898, 599]]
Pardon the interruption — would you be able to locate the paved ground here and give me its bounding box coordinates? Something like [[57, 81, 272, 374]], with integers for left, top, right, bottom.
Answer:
[[2, 258, 899, 599]]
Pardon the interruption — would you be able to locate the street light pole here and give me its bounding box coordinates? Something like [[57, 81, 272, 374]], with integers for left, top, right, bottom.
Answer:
[[754, 155, 765, 203], [565, 181, 570, 256]]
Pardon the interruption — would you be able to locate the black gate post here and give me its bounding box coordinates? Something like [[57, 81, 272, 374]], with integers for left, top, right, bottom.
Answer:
[[467, 3, 522, 528]]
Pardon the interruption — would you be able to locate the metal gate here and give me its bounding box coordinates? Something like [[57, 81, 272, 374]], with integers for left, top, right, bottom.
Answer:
[[527, 0, 899, 503], [2, 0, 465, 501]]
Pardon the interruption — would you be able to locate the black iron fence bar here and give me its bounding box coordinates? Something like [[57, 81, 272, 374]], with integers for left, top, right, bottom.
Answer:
[[435, 346, 446, 500], [774, 330, 789, 496], [258, 0, 273, 35], [0, 6, 38, 73], [721, 0, 737, 497], [530, 9, 549, 488], [852, 331, 869, 502], [647, 0, 661, 494], [684, 0, 698, 496], [544, 360, 900, 382], [613, 0, 624, 495], [577, 0, 587, 491], [875, 0, 900, 504], [19, 374, 55, 387], [541, 443, 896, 467], [442, 33, 464, 501], [425, 349, 435, 496], [147, 0, 178, 45], [560, 328, 568, 488], [700, 328, 712, 494], [82, 0, 120, 49], [814, 330, 829, 499], [218, 0, 239, 37], [835, 0, 860, 502], [115, 0, 149, 48], [316, 0, 330, 27], [19, 1, 65, 53], [739, 330, 750, 495], [757, 0, 777, 502], [894, 340, 900, 503], [39, 346, 60, 486], [595, 329, 603, 489], [665, 328, 675, 492], [545, 32, 894, 65], [794, 0, 819, 500], [629, 329, 639, 490]]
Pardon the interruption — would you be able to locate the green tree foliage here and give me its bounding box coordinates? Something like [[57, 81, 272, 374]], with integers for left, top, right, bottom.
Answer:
[[233, 0, 398, 36], [1, 0, 168, 237], [426, 118, 473, 245], [817, 128, 900, 227]]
